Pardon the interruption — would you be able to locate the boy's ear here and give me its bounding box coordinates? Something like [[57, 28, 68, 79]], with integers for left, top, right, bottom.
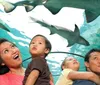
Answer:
[[45, 48, 50, 54]]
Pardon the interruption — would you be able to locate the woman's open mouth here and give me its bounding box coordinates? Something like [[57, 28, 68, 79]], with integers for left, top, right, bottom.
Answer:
[[13, 55, 19, 59]]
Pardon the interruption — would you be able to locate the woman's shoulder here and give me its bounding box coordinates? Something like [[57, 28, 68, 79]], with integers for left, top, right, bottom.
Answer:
[[0, 73, 9, 85], [0, 73, 9, 79], [0, 72, 24, 85]]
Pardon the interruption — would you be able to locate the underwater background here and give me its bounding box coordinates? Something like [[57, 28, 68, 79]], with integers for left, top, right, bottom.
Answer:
[[0, 1, 100, 84]]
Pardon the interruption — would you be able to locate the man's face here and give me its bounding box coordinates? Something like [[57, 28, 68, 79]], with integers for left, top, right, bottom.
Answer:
[[85, 52, 100, 74]]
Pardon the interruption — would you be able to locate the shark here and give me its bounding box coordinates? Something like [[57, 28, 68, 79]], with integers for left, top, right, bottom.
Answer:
[[0, 0, 33, 13], [0, 22, 10, 32], [30, 17, 90, 47], [0, 0, 100, 23]]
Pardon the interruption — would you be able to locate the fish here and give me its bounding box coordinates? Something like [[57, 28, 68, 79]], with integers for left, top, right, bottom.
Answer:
[[0, 0, 16, 13], [0, 0, 100, 23], [43, 0, 100, 23], [0, 0, 34, 13], [0, 22, 10, 32], [30, 17, 90, 47]]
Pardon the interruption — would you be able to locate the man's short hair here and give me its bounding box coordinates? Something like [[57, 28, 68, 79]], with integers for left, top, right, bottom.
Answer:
[[85, 49, 100, 62]]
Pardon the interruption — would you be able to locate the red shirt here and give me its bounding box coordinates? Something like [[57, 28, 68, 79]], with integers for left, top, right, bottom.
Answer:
[[0, 72, 24, 85]]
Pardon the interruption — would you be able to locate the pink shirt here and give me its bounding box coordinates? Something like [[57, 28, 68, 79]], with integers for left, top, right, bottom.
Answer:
[[0, 72, 24, 85]]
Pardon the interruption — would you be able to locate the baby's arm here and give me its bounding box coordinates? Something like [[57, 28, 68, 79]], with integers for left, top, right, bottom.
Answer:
[[68, 71, 100, 85], [25, 70, 39, 85]]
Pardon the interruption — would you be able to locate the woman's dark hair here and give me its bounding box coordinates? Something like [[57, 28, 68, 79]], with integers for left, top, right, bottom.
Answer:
[[85, 49, 100, 62], [30, 34, 52, 57], [0, 38, 10, 74]]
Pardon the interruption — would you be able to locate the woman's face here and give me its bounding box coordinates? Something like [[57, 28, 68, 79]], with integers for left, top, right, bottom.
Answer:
[[0, 41, 22, 68]]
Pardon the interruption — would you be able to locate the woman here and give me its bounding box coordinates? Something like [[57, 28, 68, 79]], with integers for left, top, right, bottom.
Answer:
[[0, 38, 25, 85]]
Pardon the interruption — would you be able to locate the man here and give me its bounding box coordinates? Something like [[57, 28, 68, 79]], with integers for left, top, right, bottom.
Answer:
[[73, 49, 100, 85]]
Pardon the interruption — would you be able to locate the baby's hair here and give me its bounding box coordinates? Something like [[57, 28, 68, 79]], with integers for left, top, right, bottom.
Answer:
[[61, 56, 75, 70], [61, 57, 68, 70]]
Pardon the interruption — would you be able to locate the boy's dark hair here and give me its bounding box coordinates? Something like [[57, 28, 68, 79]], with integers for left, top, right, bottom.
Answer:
[[85, 49, 100, 62], [0, 38, 10, 74], [30, 34, 52, 57]]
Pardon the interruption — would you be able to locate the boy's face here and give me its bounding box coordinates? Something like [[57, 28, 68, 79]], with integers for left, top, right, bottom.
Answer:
[[29, 36, 49, 57], [63, 57, 80, 71]]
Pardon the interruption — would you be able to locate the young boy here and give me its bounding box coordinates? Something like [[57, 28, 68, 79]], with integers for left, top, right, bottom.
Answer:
[[55, 57, 100, 85], [23, 34, 54, 85]]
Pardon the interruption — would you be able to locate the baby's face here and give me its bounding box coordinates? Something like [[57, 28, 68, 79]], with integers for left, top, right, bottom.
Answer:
[[64, 57, 80, 71]]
